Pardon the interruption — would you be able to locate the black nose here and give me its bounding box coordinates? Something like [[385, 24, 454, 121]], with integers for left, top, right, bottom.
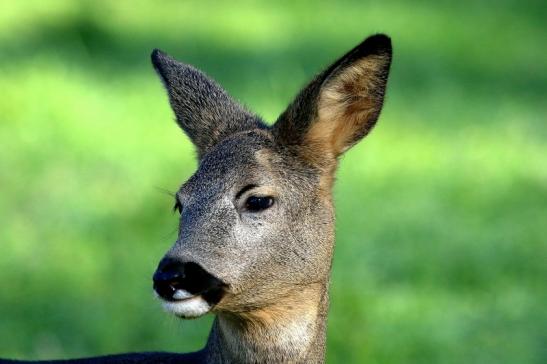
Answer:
[[153, 257, 225, 304], [153, 257, 186, 301]]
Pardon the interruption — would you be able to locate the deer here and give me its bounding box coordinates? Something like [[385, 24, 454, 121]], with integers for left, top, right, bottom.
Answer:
[[1, 33, 392, 363]]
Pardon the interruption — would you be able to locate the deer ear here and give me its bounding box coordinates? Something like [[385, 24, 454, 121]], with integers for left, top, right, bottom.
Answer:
[[151, 49, 262, 158], [273, 34, 392, 160]]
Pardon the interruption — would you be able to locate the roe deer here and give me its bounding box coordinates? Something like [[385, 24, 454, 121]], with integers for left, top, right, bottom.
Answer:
[[1, 34, 392, 363]]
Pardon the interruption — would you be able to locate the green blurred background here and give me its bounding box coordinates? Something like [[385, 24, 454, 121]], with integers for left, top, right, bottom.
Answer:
[[1, 1, 545, 363]]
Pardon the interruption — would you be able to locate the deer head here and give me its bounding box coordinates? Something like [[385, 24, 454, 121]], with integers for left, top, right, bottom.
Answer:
[[151, 34, 392, 362]]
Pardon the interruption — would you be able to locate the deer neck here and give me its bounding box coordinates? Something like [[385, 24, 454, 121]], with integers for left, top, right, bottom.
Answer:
[[204, 281, 330, 363]]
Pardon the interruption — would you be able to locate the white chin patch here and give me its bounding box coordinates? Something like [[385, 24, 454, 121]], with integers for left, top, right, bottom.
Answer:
[[160, 290, 211, 318]]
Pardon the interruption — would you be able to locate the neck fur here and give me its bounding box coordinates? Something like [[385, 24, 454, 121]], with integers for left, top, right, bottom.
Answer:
[[203, 282, 329, 363]]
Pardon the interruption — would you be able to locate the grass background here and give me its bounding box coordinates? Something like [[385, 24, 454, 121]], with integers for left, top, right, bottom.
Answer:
[[0, 1, 545, 363]]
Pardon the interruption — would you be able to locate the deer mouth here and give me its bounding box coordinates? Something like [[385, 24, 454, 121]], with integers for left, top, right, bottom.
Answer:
[[160, 290, 211, 318], [153, 259, 227, 318], [158, 287, 226, 318]]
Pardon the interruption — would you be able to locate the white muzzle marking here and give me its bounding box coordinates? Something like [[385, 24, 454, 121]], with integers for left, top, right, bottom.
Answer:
[[159, 289, 211, 318]]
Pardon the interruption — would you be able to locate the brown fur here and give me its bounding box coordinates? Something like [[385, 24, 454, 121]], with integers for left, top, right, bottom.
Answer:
[[310, 54, 389, 156]]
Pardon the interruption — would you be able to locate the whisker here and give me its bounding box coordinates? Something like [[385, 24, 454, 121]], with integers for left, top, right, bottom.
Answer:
[[154, 186, 176, 198]]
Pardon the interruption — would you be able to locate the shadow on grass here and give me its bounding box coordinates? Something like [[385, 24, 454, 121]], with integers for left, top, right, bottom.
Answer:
[[1, 8, 545, 117]]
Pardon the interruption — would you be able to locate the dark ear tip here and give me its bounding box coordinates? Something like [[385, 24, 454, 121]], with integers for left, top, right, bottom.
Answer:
[[361, 34, 392, 57], [151, 48, 167, 67]]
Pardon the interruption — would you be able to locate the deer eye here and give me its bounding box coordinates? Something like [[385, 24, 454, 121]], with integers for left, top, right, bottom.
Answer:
[[173, 200, 183, 215], [245, 196, 274, 212]]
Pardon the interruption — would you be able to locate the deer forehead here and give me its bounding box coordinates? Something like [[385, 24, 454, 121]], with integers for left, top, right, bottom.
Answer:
[[179, 131, 319, 202]]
